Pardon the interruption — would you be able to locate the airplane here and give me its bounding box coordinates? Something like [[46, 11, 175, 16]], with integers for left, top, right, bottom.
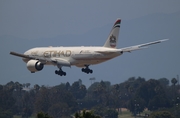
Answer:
[[10, 18, 168, 76]]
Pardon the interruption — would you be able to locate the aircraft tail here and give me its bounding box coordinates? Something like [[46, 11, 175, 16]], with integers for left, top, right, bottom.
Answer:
[[103, 18, 121, 48]]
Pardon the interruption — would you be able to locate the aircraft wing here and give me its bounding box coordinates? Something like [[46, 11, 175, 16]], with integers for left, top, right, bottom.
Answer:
[[10, 52, 71, 67], [10, 51, 44, 60], [121, 39, 168, 52], [10, 52, 33, 59]]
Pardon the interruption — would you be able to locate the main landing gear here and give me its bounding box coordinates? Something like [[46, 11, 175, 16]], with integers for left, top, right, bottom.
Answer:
[[81, 65, 93, 74], [55, 68, 66, 76]]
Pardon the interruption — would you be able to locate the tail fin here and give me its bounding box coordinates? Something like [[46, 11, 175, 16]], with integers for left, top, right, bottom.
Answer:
[[103, 18, 121, 48]]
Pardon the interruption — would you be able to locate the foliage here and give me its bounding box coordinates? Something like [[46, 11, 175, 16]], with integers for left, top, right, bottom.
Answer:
[[74, 109, 101, 118], [127, 96, 146, 115], [92, 105, 118, 118], [0, 76, 179, 117], [0, 108, 13, 118], [135, 79, 170, 111], [158, 78, 169, 87], [171, 78, 177, 85], [70, 80, 87, 100], [149, 111, 175, 118], [36, 111, 52, 118]]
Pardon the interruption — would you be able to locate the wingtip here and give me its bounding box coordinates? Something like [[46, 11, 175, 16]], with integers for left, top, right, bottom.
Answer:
[[160, 39, 169, 42], [10, 51, 15, 55]]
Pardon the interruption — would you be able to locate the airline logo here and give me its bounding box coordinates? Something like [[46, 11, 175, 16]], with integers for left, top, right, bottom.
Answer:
[[109, 35, 116, 48]]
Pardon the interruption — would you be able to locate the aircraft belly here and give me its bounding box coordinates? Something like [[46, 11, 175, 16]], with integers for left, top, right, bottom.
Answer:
[[73, 54, 118, 67]]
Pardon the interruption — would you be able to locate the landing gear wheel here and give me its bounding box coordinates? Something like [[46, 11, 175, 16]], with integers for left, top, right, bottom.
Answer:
[[81, 66, 93, 74], [63, 72, 66, 76], [55, 69, 66, 76], [90, 69, 93, 73], [82, 68, 85, 72], [55, 70, 58, 74]]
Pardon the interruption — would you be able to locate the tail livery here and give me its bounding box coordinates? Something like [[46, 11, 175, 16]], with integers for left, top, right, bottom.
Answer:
[[103, 18, 121, 48]]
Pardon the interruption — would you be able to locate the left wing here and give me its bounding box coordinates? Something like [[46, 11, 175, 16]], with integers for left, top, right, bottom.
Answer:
[[121, 39, 168, 52], [10, 52, 71, 67]]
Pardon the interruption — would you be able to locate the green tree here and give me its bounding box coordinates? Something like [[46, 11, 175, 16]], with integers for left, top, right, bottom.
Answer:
[[36, 111, 52, 118], [75, 110, 101, 118], [135, 79, 170, 111], [34, 87, 51, 113], [111, 84, 121, 111], [171, 78, 177, 86], [0, 109, 13, 118], [93, 81, 110, 104], [0, 83, 16, 114], [34, 84, 40, 92], [48, 102, 69, 118], [71, 81, 87, 100], [127, 97, 146, 115], [148, 95, 170, 111], [158, 78, 169, 87]]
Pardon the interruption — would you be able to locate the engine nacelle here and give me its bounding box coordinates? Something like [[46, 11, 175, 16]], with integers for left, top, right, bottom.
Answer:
[[27, 60, 44, 73]]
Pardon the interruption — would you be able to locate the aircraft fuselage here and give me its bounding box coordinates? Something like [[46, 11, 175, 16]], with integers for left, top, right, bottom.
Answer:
[[23, 47, 122, 67]]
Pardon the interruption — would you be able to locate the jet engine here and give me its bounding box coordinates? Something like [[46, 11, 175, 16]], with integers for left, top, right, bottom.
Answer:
[[27, 60, 44, 73]]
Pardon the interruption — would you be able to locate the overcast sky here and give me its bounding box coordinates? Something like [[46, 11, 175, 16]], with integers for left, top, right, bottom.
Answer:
[[1, 0, 180, 39], [1, 1, 180, 87]]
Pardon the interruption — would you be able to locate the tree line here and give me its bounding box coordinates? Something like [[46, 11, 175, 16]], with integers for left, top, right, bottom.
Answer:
[[0, 77, 179, 118]]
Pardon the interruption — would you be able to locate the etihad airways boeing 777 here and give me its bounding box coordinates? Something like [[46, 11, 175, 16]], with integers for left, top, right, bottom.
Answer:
[[10, 19, 168, 76]]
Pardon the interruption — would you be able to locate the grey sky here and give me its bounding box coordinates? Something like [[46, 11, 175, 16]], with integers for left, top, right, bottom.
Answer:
[[1, 0, 180, 39], [1, 1, 180, 87]]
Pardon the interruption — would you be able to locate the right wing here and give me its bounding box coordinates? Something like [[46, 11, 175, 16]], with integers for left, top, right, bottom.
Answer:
[[10, 52, 33, 59], [121, 39, 168, 52]]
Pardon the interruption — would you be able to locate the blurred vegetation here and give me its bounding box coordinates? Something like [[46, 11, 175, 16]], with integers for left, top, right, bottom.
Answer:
[[0, 77, 179, 118]]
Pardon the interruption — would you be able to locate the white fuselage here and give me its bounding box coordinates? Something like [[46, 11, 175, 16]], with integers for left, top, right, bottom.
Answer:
[[24, 46, 122, 67]]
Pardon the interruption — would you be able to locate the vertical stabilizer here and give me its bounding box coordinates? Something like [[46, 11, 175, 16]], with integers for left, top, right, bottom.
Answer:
[[103, 19, 121, 48]]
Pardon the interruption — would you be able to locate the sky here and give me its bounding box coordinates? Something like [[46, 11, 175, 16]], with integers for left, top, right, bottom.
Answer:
[[0, 0, 180, 87], [1, 0, 180, 39]]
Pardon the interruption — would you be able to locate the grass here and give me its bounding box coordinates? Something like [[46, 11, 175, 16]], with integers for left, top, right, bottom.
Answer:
[[13, 115, 21, 118], [13, 115, 35, 118], [118, 110, 133, 118]]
